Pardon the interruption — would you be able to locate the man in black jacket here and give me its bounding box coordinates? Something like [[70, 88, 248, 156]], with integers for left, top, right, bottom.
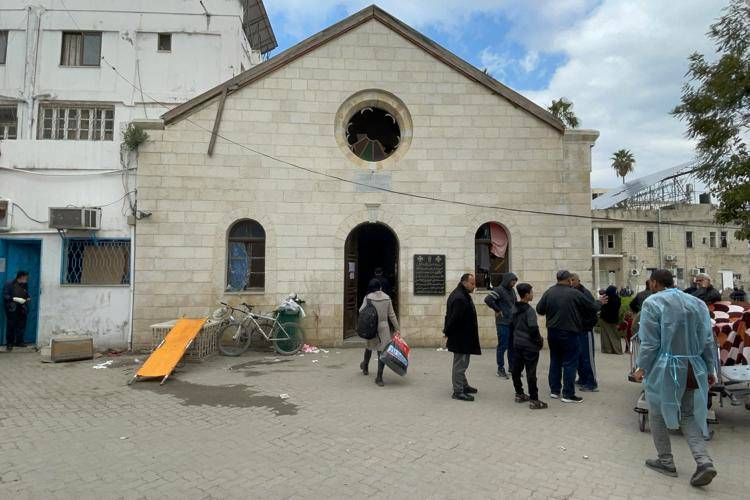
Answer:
[[571, 273, 599, 392], [484, 272, 518, 378], [444, 273, 481, 402], [691, 274, 721, 305], [536, 270, 603, 403], [511, 283, 547, 409], [2, 270, 30, 351]]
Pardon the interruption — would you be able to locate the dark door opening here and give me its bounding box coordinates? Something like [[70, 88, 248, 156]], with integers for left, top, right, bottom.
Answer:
[[343, 223, 399, 339]]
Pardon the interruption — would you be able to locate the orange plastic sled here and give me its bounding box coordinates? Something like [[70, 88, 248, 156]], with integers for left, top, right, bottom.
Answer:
[[128, 318, 207, 385]]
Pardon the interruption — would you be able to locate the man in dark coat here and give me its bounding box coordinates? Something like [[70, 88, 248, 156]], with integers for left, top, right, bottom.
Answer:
[[3, 270, 30, 351], [511, 283, 547, 409], [484, 272, 518, 378], [690, 274, 721, 305], [571, 273, 599, 392], [444, 273, 480, 401], [536, 270, 603, 403]]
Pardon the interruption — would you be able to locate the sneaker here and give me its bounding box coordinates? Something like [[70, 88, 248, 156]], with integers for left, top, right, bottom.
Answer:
[[497, 368, 509, 379], [359, 361, 369, 376], [464, 385, 478, 394], [514, 393, 530, 403], [452, 392, 474, 402], [529, 400, 548, 410], [690, 463, 717, 487], [561, 395, 584, 403], [645, 459, 678, 478], [550, 393, 561, 399], [580, 386, 600, 392]]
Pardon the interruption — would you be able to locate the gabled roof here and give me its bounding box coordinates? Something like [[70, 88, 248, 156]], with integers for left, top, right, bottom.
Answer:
[[163, 5, 564, 132]]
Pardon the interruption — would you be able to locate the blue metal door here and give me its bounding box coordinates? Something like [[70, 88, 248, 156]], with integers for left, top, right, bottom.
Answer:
[[0, 239, 42, 345]]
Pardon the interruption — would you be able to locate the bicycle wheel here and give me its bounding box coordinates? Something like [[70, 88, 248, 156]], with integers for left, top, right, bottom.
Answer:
[[273, 322, 304, 355], [218, 322, 251, 356]]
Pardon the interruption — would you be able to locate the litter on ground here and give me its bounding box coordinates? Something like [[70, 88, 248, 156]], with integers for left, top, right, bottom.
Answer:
[[93, 360, 114, 369], [279, 394, 290, 399]]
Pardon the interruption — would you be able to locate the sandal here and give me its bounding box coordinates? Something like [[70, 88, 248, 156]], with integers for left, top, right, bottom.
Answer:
[[529, 400, 548, 410], [514, 394, 530, 403]]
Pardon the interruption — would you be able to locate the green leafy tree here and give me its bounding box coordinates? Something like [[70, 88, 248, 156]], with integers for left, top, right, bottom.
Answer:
[[611, 149, 636, 184], [547, 98, 579, 128], [672, 0, 750, 240]]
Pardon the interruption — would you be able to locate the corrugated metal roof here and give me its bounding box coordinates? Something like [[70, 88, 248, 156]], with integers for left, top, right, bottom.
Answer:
[[241, 0, 277, 54], [591, 161, 697, 209]]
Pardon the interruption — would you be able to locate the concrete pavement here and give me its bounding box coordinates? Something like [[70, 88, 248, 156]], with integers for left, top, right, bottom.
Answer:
[[1, 344, 748, 499]]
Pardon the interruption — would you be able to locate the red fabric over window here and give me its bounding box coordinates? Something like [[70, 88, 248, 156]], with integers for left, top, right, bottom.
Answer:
[[489, 223, 508, 258]]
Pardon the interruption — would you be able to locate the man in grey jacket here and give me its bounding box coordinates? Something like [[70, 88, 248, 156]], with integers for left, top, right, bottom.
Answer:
[[484, 272, 518, 378]]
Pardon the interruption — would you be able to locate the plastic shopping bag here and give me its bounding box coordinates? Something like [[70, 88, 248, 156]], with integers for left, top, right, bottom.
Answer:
[[381, 334, 409, 376]]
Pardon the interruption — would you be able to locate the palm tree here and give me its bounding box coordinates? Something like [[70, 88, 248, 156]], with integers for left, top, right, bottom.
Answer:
[[547, 98, 579, 128], [611, 149, 636, 184]]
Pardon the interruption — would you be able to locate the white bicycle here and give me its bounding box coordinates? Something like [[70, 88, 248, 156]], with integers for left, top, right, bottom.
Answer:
[[213, 300, 305, 356]]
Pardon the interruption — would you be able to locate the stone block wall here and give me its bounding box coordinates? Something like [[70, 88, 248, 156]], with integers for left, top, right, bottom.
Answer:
[[133, 19, 598, 348]]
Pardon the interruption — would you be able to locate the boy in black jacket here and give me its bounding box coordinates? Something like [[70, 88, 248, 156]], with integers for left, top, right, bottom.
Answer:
[[511, 283, 547, 409]]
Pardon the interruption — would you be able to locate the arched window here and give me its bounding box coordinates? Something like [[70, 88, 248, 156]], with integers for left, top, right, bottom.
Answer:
[[475, 222, 509, 290], [227, 219, 265, 291]]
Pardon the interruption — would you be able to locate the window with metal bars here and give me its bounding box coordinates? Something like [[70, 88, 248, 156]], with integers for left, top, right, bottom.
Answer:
[[0, 105, 17, 139], [38, 104, 114, 140], [62, 239, 130, 285], [226, 220, 266, 291], [60, 32, 102, 66]]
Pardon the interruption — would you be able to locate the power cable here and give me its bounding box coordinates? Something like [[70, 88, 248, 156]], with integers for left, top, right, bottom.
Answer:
[[51, 0, 741, 232], [11, 202, 48, 224], [94, 57, 741, 232]]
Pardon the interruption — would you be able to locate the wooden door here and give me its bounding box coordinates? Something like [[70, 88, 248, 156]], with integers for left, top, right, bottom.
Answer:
[[343, 231, 358, 338]]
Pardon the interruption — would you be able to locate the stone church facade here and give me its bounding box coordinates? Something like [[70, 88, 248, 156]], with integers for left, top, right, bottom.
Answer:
[[132, 6, 598, 348]]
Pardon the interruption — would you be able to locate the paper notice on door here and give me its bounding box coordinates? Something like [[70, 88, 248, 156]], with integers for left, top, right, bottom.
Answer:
[[348, 262, 355, 273]]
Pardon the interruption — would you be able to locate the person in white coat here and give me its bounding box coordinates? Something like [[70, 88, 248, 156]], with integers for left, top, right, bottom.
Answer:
[[359, 279, 400, 386]]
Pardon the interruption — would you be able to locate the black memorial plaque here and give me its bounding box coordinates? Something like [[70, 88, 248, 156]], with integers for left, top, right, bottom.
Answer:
[[413, 254, 446, 295]]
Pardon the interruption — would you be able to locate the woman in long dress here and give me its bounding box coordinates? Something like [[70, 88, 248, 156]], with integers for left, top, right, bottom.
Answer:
[[600, 285, 623, 354], [359, 279, 400, 386]]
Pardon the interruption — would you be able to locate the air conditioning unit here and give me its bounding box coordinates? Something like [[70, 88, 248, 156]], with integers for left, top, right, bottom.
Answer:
[[48, 207, 101, 230], [664, 255, 677, 262], [628, 255, 638, 262], [690, 268, 700, 276], [0, 199, 12, 232], [630, 269, 640, 277]]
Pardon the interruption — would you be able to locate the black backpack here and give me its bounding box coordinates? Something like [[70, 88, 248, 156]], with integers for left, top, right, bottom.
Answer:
[[357, 299, 379, 340]]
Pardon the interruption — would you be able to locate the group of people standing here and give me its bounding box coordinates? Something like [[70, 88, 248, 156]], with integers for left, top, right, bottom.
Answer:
[[355, 266, 719, 488]]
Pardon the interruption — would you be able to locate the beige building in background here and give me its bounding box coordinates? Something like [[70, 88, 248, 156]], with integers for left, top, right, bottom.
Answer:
[[592, 203, 749, 293], [131, 6, 599, 348]]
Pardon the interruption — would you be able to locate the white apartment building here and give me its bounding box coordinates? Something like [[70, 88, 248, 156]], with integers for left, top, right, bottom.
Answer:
[[0, 0, 275, 349]]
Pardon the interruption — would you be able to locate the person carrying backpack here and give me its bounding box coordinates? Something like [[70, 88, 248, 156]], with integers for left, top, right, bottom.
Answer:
[[358, 279, 400, 386]]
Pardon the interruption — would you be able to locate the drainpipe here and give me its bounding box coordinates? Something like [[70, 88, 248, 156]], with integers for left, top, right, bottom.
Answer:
[[128, 222, 135, 351]]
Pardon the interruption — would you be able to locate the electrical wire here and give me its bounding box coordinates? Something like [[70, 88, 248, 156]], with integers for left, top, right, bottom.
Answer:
[[11, 202, 48, 224], [0, 166, 136, 176], [95, 58, 741, 232], [49, 0, 742, 232], [8, 191, 137, 227]]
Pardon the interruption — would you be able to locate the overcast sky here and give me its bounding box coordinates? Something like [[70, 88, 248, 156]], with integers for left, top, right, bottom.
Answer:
[[264, 0, 726, 188]]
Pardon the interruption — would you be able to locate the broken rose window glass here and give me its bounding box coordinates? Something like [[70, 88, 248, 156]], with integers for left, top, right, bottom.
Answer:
[[346, 107, 400, 162]]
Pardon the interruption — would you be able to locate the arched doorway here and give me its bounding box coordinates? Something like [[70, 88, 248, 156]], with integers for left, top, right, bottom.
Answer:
[[343, 223, 399, 339]]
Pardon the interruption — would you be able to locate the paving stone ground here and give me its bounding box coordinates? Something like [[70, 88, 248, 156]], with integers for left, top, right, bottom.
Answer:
[[1, 342, 748, 499]]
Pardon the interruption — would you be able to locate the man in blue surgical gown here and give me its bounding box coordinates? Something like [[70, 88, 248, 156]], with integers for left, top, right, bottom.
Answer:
[[633, 269, 717, 488]]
